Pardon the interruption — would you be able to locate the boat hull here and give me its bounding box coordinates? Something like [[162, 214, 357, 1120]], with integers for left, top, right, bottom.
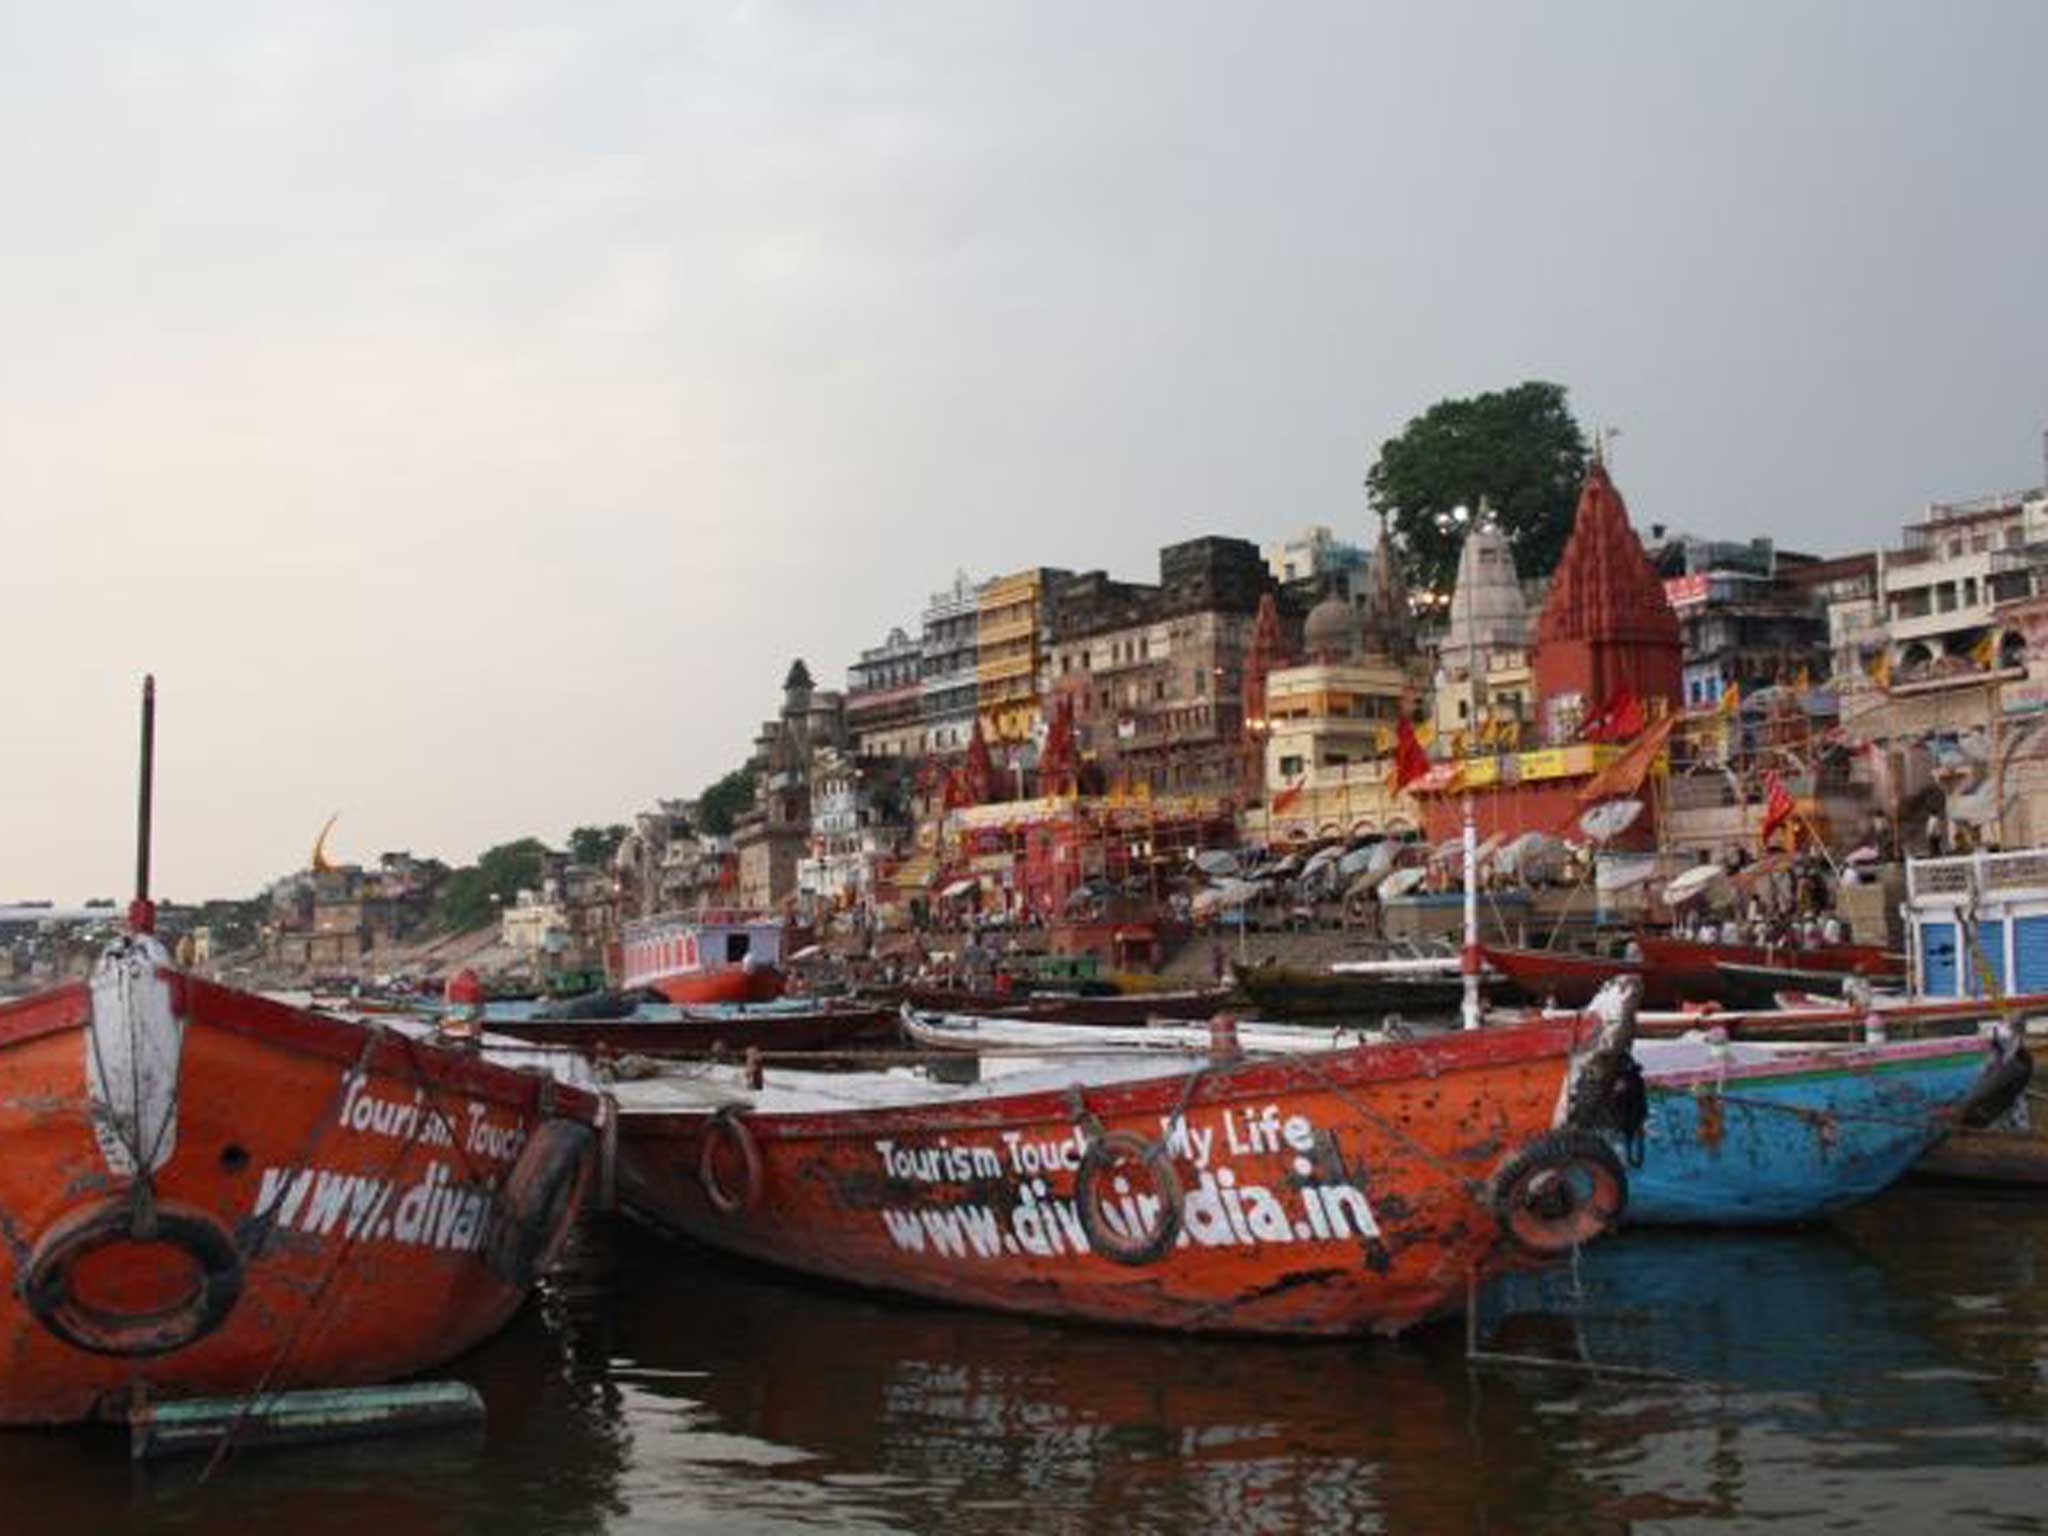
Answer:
[[0, 966, 598, 1424], [1232, 966, 1470, 1019], [1619, 1037, 1996, 1224], [650, 967, 786, 1006], [1481, 947, 1672, 1009], [484, 1005, 899, 1056], [1637, 935, 1904, 1000], [887, 986, 1234, 1025], [617, 1018, 1620, 1337]]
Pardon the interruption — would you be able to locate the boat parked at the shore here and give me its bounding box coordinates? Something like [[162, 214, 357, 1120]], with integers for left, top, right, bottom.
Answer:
[[618, 910, 789, 1005], [0, 944, 601, 1424], [1480, 945, 1664, 1008], [481, 1000, 900, 1057], [612, 1011, 1636, 1337], [876, 983, 1233, 1026], [898, 989, 2029, 1224], [1637, 934, 1905, 999], [1231, 961, 1475, 1019], [1609, 1029, 2026, 1223]]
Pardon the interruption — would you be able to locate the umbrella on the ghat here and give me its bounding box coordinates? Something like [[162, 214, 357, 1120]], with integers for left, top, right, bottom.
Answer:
[[1193, 850, 1240, 877], [1379, 867, 1427, 898], [1579, 798, 1644, 845], [1337, 846, 1379, 879], [1662, 864, 1725, 908], [1302, 845, 1343, 880]]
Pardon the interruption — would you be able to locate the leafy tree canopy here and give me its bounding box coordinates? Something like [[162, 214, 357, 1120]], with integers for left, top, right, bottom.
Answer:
[[1365, 381, 1589, 597], [434, 837, 552, 933], [568, 824, 629, 866], [696, 767, 755, 837]]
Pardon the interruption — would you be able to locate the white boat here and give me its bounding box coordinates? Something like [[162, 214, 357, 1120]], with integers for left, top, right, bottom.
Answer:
[[902, 1006, 1388, 1058]]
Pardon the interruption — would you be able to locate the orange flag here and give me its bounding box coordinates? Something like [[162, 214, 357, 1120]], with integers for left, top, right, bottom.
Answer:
[[1576, 714, 1677, 804]]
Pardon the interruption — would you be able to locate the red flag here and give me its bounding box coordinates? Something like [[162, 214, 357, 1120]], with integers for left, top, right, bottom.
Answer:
[[1272, 779, 1306, 813], [1760, 770, 1796, 847], [1391, 718, 1431, 791], [1583, 685, 1640, 743]]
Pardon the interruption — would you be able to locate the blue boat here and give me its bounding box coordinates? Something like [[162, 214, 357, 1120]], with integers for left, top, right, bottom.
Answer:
[[1615, 1034, 2021, 1224]]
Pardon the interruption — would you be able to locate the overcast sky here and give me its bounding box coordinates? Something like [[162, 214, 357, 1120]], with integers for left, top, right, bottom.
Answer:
[[5, 1, 2045, 902]]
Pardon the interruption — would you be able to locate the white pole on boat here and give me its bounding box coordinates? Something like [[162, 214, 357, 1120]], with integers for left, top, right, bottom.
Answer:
[[1438, 502, 1484, 1031], [1462, 792, 1480, 1029]]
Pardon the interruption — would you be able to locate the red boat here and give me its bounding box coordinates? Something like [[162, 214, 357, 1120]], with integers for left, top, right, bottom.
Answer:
[[0, 679, 602, 1424], [614, 1013, 1635, 1337], [618, 911, 789, 1005], [0, 947, 601, 1424], [1635, 935, 1905, 1001], [1481, 946, 1674, 1009]]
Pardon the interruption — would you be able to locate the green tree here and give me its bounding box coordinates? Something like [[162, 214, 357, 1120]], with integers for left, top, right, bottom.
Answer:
[[697, 767, 755, 836], [568, 824, 629, 866], [433, 838, 552, 932], [1366, 381, 1589, 597]]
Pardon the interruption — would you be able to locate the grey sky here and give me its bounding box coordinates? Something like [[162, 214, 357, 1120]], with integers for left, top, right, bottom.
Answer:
[[5, 1, 2045, 901]]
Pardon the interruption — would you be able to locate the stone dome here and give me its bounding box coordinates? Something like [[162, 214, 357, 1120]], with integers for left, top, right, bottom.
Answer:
[[1304, 591, 1363, 662]]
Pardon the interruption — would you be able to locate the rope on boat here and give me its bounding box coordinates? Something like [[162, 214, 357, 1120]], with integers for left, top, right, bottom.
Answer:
[[198, 1028, 487, 1482]]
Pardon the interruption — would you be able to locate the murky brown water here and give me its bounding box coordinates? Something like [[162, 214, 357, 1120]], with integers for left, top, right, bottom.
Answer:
[[11, 1181, 2048, 1534]]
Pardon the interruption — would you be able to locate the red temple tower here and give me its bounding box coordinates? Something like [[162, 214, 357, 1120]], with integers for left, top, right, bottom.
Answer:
[[1532, 457, 1683, 740]]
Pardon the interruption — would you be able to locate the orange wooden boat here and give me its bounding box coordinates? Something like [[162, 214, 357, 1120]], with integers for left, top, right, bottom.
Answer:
[[0, 678, 604, 1424], [615, 1013, 1636, 1337], [0, 949, 603, 1424]]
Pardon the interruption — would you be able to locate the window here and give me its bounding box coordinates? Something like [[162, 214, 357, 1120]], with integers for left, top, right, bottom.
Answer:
[[1279, 754, 1305, 777]]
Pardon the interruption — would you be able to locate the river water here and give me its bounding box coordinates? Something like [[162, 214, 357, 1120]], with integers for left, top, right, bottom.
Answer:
[[11, 1180, 2047, 1534]]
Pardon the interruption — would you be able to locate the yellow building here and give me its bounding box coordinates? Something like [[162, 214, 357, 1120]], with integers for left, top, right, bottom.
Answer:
[[976, 567, 1064, 745], [1259, 592, 1427, 838]]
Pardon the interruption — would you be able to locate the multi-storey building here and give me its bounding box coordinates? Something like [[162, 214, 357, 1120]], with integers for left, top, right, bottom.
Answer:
[[976, 566, 1069, 748], [1262, 590, 1424, 839], [1044, 537, 1281, 800], [846, 626, 924, 759], [1866, 490, 2048, 681], [919, 573, 981, 757], [1646, 536, 1829, 709]]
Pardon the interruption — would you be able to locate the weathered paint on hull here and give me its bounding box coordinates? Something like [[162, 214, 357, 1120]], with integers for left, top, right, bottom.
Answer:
[[0, 976, 597, 1424], [1622, 1040, 1993, 1224], [618, 1019, 1610, 1337], [652, 967, 786, 1006]]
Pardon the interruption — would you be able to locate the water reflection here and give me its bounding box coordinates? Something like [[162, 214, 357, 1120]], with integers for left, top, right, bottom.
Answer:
[[8, 1188, 2048, 1533]]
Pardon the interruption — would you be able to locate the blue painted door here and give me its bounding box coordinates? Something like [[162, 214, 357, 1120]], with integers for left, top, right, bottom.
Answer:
[[2016, 915, 2048, 994], [1972, 918, 2007, 997], [1921, 920, 1958, 997]]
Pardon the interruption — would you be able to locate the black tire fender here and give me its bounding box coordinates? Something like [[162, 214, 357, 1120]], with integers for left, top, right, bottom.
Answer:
[[22, 1198, 244, 1358], [486, 1118, 596, 1289], [1074, 1130, 1184, 1266], [1488, 1129, 1628, 1257]]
